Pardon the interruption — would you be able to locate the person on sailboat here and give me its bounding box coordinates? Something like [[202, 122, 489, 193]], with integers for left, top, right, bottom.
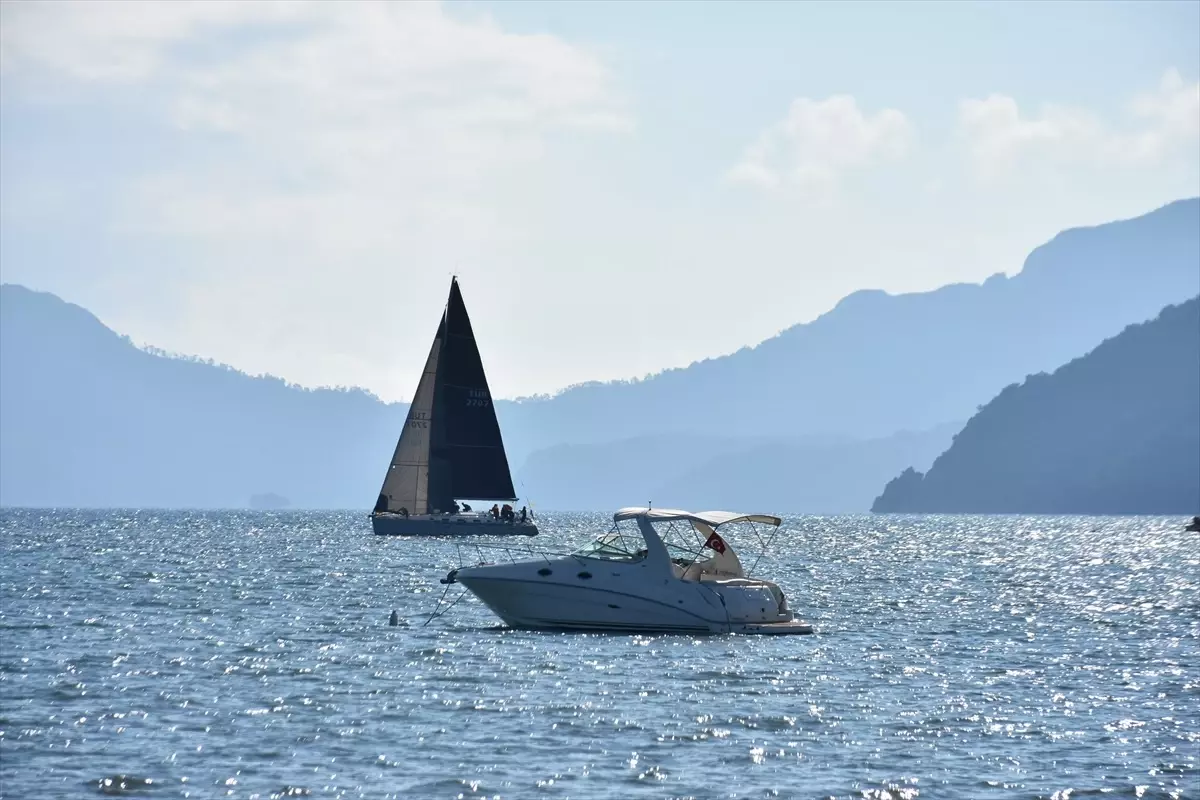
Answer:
[[490, 504, 500, 520], [519, 506, 528, 524]]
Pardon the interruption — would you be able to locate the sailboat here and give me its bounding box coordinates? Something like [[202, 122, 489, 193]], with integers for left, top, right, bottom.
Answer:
[[370, 278, 537, 537]]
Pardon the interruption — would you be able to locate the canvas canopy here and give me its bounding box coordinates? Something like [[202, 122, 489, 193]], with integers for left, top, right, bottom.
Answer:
[[612, 507, 782, 528]]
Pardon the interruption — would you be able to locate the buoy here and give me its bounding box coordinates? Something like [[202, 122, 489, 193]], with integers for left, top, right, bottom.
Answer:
[[388, 610, 399, 626]]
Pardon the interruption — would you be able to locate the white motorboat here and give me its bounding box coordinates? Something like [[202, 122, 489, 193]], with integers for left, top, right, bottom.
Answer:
[[442, 507, 812, 635], [369, 277, 536, 537]]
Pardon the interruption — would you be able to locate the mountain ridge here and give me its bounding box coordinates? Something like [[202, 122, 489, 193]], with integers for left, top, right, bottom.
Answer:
[[0, 283, 403, 508], [872, 297, 1200, 515], [517, 421, 961, 513], [513, 198, 1199, 400], [496, 198, 1200, 456], [2, 197, 1198, 509]]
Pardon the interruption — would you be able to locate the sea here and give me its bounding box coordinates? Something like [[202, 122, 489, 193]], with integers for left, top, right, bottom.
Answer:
[[0, 510, 1196, 799]]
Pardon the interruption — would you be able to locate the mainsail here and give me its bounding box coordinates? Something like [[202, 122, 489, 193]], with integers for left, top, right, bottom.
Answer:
[[375, 279, 517, 516]]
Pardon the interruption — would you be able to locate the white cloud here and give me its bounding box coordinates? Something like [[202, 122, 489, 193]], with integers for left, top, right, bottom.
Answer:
[[3, 1, 1195, 403], [1, 0, 630, 398], [117, 1, 630, 246], [727, 95, 913, 196], [1130, 68, 1200, 152], [959, 69, 1200, 180], [0, 0, 299, 82]]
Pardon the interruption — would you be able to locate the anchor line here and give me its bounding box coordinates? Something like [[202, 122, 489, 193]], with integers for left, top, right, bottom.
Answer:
[[435, 587, 469, 620], [421, 582, 469, 627], [421, 582, 453, 627]]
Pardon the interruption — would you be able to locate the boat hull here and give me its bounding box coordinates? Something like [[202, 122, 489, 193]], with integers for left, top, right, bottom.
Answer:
[[454, 560, 812, 635], [456, 575, 717, 633], [372, 513, 538, 537]]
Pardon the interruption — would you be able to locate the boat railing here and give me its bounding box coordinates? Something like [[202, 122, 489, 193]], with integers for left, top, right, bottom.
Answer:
[[450, 539, 579, 569]]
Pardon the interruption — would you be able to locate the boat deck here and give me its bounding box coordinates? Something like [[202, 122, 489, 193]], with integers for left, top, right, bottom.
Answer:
[[372, 513, 538, 537]]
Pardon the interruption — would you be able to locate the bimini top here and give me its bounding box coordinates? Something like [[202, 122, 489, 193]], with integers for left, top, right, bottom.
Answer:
[[613, 507, 782, 528]]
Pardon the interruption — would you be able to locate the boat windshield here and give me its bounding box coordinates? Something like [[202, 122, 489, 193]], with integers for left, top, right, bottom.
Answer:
[[571, 513, 783, 578], [573, 531, 645, 561], [572, 520, 733, 565]]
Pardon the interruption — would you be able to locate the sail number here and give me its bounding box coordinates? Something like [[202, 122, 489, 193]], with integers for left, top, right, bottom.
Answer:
[[466, 389, 491, 408], [408, 411, 429, 429]]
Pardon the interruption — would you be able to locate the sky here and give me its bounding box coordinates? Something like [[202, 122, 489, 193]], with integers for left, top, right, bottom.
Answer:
[[1, 0, 1198, 402]]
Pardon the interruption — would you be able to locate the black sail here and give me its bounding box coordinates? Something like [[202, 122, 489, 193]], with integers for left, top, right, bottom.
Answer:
[[429, 278, 517, 506], [377, 278, 517, 516]]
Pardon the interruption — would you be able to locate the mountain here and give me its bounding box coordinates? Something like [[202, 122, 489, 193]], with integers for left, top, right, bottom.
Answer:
[[497, 198, 1200, 455], [517, 423, 959, 512], [515, 433, 770, 512], [872, 297, 1200, 515], [0, 284, 407, 508], [2, 197, 1197, 509]]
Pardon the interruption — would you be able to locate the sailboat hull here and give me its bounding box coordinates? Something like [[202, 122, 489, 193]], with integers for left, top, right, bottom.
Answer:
[[371, 513, 538, 537]]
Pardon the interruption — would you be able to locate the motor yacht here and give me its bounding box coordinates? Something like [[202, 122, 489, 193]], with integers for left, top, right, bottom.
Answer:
[[441, 507, 812, 635]]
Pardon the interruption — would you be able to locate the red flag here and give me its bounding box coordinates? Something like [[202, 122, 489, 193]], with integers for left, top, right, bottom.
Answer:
[[704, 532, 726, 554]]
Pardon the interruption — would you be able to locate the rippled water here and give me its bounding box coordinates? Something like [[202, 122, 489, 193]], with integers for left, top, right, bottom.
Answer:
[[1, 510, 1197, 799]]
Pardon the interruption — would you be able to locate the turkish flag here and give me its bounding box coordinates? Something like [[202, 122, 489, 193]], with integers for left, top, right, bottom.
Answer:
[[704, 532, 726, 554]]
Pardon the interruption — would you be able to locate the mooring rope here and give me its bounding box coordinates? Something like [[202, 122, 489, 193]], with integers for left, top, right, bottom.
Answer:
[[420, 582, 471, 628], [421, 581, 454, 627]]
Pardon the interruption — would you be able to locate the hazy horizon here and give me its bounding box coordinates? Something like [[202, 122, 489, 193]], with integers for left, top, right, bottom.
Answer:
[[3, 196, 1199, 403], [1, 189, 1193, 406], [3, 189, 1196, 511], [2, 0, 1197, 401]]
